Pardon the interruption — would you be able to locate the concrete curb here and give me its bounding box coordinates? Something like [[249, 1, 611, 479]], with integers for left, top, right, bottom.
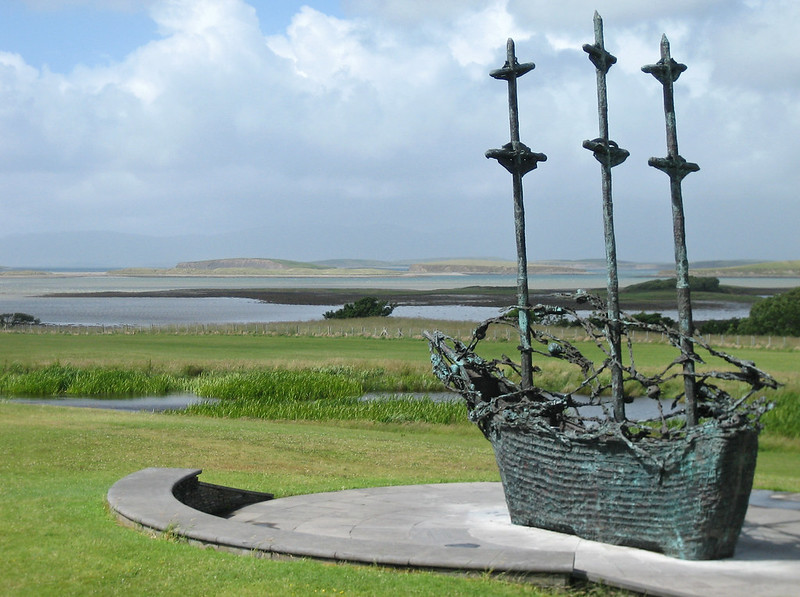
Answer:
[[107, 468, 800, 596], [107, 468, 574, 584]]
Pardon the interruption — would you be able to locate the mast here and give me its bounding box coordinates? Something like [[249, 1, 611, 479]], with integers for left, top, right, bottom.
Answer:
[[486, 39, 547, 390], [642, 35, 700, 427], [582, 11, 629, 421]]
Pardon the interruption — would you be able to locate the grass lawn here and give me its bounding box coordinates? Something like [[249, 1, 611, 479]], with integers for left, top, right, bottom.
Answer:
[[753, 435, 800, 492], [1, 328, 798, 595], [1, 328, 798, 372], [2, 402, 619, 597], [0, 332, 435, 370], [2, 404, 798, 597]]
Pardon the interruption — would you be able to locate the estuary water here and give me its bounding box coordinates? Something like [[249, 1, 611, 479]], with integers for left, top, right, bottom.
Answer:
[[11, 392, 680, 422], [0, 272, 793, 326], [9, 394, 212, 412]]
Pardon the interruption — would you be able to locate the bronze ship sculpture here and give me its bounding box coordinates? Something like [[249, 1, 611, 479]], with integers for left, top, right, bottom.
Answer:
[[424, 13, 779, 560]]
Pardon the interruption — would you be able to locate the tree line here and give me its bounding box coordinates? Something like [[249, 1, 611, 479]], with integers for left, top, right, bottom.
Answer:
[[699, 286, 800, 337]]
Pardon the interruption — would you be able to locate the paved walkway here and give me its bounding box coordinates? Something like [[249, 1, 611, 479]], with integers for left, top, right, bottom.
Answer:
[[108, 468, 800, 597]]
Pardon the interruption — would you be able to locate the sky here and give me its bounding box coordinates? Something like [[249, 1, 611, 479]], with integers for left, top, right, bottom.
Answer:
[[0, 0, 798, 267]]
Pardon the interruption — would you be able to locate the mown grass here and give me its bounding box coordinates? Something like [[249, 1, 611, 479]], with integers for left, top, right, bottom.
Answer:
[[0, 331, 437, 370], [755, 434, 800, 492], [0, 402, 641, 596]]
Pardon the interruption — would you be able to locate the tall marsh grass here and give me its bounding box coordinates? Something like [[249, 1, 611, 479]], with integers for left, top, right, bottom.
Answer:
[[0, 363, 182, 397], [763, 387, 800, 439], [187, 367, 466, 424], [185, 393, 468, 425], [2, 360, 795, 435], [0, 363, 465, 425], [191, 368, 362, 402]]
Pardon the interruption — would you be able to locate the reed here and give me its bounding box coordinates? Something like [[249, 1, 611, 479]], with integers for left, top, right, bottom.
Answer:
[[66, 368, 178, 396], [1, 332, 795, 438], [191, 368, 362, 402], [0, 364, 183, 397], [187, 367, 466, 424], [186, 394, 468, 425]]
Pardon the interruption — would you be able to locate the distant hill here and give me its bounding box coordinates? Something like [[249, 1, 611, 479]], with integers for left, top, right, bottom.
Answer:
[[175, 258, 326, 271], [408, 259, 589, 275], [113, 257, 403, 277], [311, 259, 405, 270], [690, 260, 800, 277]]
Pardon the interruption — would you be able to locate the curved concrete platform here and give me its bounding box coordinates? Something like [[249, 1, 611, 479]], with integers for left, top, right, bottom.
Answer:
[[108, 468, 800, 597]]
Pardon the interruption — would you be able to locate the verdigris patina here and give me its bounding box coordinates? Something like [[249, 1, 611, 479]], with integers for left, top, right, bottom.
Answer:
[[581, 11, 629, 422], [642, 33, 702, 427], [424, 15, 780, 560], [484, 37, 546, 391]]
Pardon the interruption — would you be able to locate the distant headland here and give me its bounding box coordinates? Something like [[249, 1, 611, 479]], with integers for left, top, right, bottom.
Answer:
[[1, 257, 799, 278]]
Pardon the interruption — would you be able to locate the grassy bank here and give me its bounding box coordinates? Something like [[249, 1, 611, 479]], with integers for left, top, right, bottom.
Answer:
[[2, 321, 799, 369], [1, 326, 797, 435]]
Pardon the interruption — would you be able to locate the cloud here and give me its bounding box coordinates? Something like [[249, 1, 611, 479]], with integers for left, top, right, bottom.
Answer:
[[267, 7, 365, 88], [707, 0, 800, 92], [0, 0, 797, 264], [447, 1, 531, 67], [20, 0, 155, 12], [342, 0, 489, 26]]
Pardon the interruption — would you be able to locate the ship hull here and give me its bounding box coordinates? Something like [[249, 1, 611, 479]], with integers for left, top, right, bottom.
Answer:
[[489, 422, 758, 560]]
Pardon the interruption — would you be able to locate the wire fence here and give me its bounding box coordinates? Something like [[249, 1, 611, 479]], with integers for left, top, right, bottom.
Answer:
[[3, 319, 799, 351]]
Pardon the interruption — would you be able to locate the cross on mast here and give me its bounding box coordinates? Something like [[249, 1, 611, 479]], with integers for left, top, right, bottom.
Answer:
[[582, 11, 629, 421], [643, 35, 701, 426], [486, 39, 546, 390]]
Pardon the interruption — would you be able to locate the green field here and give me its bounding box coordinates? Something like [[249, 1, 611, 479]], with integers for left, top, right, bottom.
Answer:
[[0, 327, 438, 369], [2, 323, 798, 368], [692, 259, 800, 277], [1, 325, 798, 595]]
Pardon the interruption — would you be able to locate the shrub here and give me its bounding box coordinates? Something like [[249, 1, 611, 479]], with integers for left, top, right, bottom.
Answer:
[[698, 318, 743, 335], [624, 276, 722, 293], [630, 311, 676, 327], [738, 287, 800, 336], [323, 297, 395, 319], [0, 313, 40, 327]]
